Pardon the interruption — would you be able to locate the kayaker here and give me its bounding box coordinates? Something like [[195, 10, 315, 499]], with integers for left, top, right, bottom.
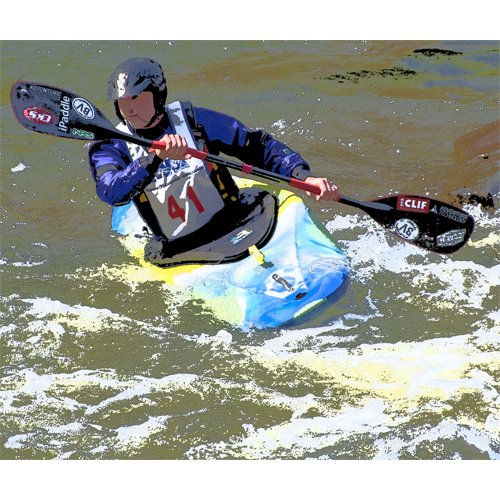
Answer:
[[88, 57, 339, 260]]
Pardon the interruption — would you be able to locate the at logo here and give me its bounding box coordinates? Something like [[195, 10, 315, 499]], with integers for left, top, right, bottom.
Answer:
[[72, 97, 95, 119], [24, 107, 57, 125], [394, 219, 419, 241], [397, 196, 430, 213]]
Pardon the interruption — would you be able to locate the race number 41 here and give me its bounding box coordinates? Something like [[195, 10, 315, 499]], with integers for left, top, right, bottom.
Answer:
[[168, 186, 205, 222]]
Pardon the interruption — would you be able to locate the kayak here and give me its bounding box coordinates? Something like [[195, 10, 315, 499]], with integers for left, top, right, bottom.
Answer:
[[111, 177, 349, 329]]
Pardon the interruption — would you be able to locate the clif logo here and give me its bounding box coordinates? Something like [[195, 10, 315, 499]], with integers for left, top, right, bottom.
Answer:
[[24, 107, 57, 125], [397, 196, 430, 213]]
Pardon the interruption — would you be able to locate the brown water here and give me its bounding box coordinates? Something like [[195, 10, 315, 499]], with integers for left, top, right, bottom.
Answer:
[[1, 40, 499, 460]]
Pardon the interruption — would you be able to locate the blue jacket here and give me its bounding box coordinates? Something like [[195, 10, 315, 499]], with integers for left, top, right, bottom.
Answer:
[[88, 103, 313, 207]]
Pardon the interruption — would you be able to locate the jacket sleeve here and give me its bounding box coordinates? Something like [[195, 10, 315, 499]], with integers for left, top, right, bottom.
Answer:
[[88, 140, 163, 206], [193, 107, 313, 180]]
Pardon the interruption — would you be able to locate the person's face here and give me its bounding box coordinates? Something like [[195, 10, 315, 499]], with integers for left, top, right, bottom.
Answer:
[[117, 91, 157, 129]]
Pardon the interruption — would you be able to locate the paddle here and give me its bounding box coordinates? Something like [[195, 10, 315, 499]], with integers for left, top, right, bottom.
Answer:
[[11, 81, 475, 254]]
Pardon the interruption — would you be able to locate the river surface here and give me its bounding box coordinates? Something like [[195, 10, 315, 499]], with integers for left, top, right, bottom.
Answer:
[[1, 40, 499, 460]]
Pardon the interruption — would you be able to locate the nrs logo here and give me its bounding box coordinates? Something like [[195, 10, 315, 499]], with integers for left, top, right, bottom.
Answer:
[[24, 107, 57, 125], [72, 128, 95, 140], [72, 97, 95, 119], [397, 196, 430, 213]]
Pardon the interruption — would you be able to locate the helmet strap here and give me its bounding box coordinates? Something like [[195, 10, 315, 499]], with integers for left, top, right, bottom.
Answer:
[[114, 101, 125, 123], [143, 107, 164, 129]]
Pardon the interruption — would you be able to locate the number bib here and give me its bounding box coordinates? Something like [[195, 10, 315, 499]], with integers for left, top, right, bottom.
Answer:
[[116, 102, 225, 240], [145, 156, 224, 239]]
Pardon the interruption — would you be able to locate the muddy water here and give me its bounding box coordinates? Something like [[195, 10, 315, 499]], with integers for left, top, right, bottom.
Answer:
[[1, 40, 499, 460]]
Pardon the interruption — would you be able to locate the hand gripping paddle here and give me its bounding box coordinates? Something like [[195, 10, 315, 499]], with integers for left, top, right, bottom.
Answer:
[[11, 81, 475, 254]]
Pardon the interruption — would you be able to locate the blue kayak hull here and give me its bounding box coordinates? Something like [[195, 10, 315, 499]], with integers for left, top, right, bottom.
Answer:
[[111, 178, 349, 329]]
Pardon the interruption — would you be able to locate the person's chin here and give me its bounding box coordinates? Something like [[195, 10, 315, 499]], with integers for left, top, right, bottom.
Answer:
[[127, 116, 145, 128]]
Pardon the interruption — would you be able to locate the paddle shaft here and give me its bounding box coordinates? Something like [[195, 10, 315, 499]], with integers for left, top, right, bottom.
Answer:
[[149, 142, 321, 194], [151, 141, 369, 209]]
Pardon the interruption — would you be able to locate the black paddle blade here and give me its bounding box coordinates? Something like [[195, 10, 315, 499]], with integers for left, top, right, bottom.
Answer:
[[358, 194, 475, 254], [11, 81, 131, 143]]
